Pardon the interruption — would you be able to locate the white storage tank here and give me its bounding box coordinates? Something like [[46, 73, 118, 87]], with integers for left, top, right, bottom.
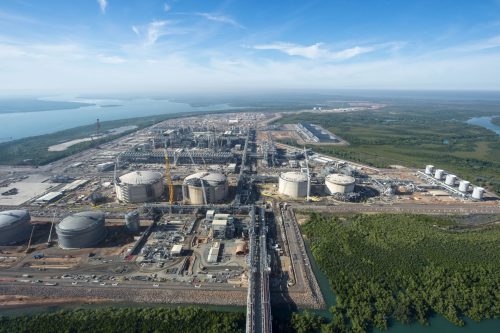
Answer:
[[458, 180, 470, 193], [0, 210, 32, 245], [115, 171, 164, 203], [445, 174, 457, 186], [56, 211, 106, 249], [425, 165, 435, 175], [125, 211, 140, 234], [434, 169, 444, 180], [325, 174, 356, 194], [471, 187, 485, 200], [183, 172, 228, 204], [278, 171, 309, 198]]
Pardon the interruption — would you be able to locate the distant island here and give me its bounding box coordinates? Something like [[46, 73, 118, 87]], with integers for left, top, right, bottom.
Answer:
[[0, 98, 93, 114]]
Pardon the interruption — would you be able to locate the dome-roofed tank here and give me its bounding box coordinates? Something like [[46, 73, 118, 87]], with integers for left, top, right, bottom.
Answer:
[[425, 165, 435, 175], [325, 174, 356, 194], [0, 210, 31, 245], [56, 211, 106, 249], [115, 170, 163, 203], [183, 172, 228, 204], [278, 171, 309, 198]]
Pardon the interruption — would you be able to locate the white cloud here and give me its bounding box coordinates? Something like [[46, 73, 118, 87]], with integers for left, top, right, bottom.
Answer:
[[197, 13, 243, 28], [97, 0, 107, 13], [454, 35, 500, 52], [164, 3, 171, 12], [253, 42, 324, 59], [98, 54, 125, 64], [132, 25, 140, 36], [131, 20, 186, 46], [146, 20, 168, 46], [252, 42, 379, 61]]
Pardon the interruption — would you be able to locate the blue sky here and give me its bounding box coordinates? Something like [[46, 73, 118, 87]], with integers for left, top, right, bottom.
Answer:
[[1, 0, 500, 94]]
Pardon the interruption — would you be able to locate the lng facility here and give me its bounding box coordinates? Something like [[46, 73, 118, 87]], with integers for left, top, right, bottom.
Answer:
[[0, 110, 498, 333]]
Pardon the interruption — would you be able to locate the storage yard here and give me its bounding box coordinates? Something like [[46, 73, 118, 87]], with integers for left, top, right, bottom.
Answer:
[[0, 110, 498, 325]]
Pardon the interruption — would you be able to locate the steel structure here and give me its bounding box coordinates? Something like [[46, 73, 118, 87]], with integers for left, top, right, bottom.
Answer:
[[120, 150, 234, 164], [246, 206, 272, 333]]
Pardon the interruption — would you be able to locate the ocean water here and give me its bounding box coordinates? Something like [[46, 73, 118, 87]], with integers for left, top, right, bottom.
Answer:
[[0, 98, 235, 141]]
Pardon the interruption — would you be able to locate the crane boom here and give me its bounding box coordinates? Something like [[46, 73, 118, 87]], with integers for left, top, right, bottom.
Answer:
[[303, 146, 311, 202], [164, 149, 174, 204]]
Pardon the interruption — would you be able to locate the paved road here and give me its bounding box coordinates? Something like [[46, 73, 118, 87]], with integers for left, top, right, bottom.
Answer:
[[293, 203, 500, 215]]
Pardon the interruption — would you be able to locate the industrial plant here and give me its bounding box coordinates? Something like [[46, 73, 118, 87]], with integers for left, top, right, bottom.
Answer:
[[0, 110, 497, 333]]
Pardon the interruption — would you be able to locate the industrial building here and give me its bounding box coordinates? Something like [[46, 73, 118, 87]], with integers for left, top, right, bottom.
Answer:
[[212, 219, 228, 239], [115, 171, 164, 203], [207, 241, 221, 263], [325, 174, 356, 194], [56, 211, 107, 249], [183, 172, 228, 204], [278, 171, 309, 198], [0, 210, 32, 246], [171, 244, 183, 256]]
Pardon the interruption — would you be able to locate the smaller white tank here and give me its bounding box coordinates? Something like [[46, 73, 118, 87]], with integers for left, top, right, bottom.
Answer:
[[445, 174, 457, 186], [434, 169, 444, 180], [425, 165, 435, 175], [125, 211, 140, 234], [471, 187, 485, 200], [458, 180, 470, 193]]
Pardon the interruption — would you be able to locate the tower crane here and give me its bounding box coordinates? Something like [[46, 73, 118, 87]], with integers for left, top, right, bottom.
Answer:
[[303, 146, 311, 202], [164, 149, 174, 205]]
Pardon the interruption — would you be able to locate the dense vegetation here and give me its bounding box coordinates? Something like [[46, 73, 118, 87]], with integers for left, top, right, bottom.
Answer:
[[275, 102, 500, 194], [0, 110, 235, 165], [0, 306, 245, 333], [301, 213, 500, 333]]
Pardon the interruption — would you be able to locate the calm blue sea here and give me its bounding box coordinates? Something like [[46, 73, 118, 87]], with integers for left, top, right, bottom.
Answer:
[[0, 98, 235, 142]]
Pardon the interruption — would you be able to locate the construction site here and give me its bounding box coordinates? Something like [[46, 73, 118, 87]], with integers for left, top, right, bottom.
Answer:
[[1, 110, 499, 333]]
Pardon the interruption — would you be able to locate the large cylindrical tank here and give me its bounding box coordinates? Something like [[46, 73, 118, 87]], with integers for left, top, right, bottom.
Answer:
[[458, 180, 470, 193], [471, 187, 485, 200], [183, 172, 228, 204], [434, 169, 444, 180], [125, 211, 140, 234], [325, 174, 356, 194], [445, 174, 457, 186], [425, 165, 435, 175], [0, 210, 31, 245], [56, 211, 106, 249], [278, 171, 309, 198], [115, 171, 164, 203]]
